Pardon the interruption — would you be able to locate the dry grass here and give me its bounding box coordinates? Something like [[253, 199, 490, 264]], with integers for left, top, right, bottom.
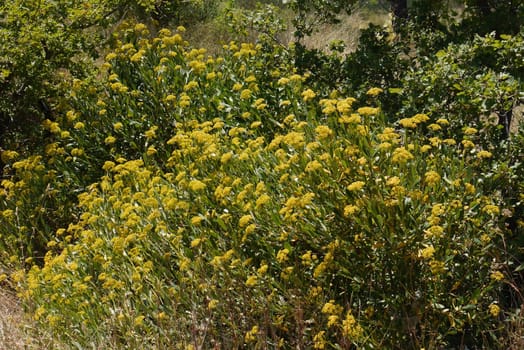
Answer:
[[184, 4, 391, 55], [0, 287, 29, 350], [302, 7, 391, 54], [507, 304, 524, 350]]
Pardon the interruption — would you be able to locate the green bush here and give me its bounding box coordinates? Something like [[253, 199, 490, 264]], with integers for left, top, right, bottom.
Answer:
[[398, 33, 523, 143], [0, 0, 218, 151], [4, 27, 518, 349]]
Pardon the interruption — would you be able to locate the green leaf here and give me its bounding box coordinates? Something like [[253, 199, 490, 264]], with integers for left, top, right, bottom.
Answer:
[[388, 87, 403, 94]]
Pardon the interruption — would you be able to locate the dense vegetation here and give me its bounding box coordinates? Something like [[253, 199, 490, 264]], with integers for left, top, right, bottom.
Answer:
[[0, 0, 523, 348]]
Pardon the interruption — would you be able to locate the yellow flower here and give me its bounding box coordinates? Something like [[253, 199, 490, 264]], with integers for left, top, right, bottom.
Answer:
[[488, 303, 500, 317], [413, 113, 430, 123], [113, 122, 123, 131], [250, 121, 262, 129], [244, 223, 256, 237], [419, 245, 435, 259], [253, 98, 267, 110], [322, 102, 337, 115], [144, 126, 158, 139], [339, 113, 361, 124], [280, 100, 291, 107], [255, 194, 271, 208], [290, 74, 303, 82], [232, 82, 243, 91], [146, 146, 157, 156], [428, 123, 442, 131], [240, 89, 252, 100], [104, 135, 116, 145], [424, 225, 444, 239], [342, 311, 364, 340], [277, 77, 290, 85], [325, 315, 339, 328], [74, 122, 85, 129], [464, 127, 478, 135], [482, 204, 500, 215], [305, 160, 323, 173], [208, 299, 219, 310], [257, 264, 268, 275], [105, 52, 117, 61], [315, 125, 333, 139], [347, 181, 365, 191], [462, 139, 475, 148], [301, 251, 314, 265], [431, 203, 445, 216], [420, 145, 432, 153], [282, 131, 305, 149], [130, 49, 145, 62], [276, 248, 289, 263], [158, 28, 171, 37], [424, 171, 441, 186], [134, 23, 147, 32], [33, 306, 46, 320], [183, 81, 199, 91], [71, 148, 84, 157], [188, 179, 206, 192], [102, 161, 115, 171], [337, 97, 356, 113], [366, 87, 383, 96], [357, 106, 380, 116], [1, 150, 19, 162], [391, 147, 414, 164], [189, 237, 202, 247], [238, 214, 252, 228], [477, 150, 492, 159], [490, 271, 504, 281], [399, 117, 417, 128], [301, 88, 316, 102], [134, 315, 145, 326], [245, 325, 259, 342], [322, 300, 343, 315], [429, 259, 445, 274], [220, 152, 233, 164], [313, 331, 327, 349], [464, 183, 476, 194], [245, 275, 257, 287], [386, 176, 401, 186], [343, 205, 359, 217]]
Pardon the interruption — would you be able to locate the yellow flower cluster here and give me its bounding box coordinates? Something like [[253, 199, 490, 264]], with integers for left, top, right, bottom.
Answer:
[[0, 24, 510, 349]]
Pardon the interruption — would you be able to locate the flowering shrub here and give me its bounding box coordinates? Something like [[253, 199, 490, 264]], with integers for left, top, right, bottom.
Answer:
[[1, 24, 522, 349]]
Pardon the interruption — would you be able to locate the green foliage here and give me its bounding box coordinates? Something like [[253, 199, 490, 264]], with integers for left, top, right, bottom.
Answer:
[[0, 0, 100, 139], [287, 0, 355, 39], [146, 0, 219, 27], [343, 24, 406, 90], [0, 1, 522, 349], [223, 2, 288, 45], [0, 0, 217, 151], [398, 33, 523, 146], [2, 26, 520, 349]]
